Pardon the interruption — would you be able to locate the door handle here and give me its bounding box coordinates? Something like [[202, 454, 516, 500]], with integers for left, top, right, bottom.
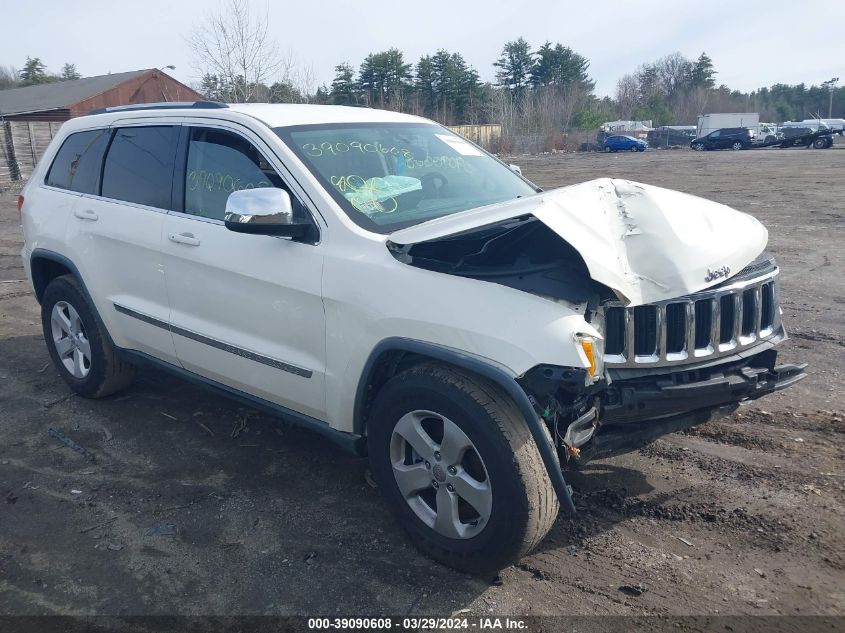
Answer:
[[168, 232, 200, 247], [73, 209, 99, 221]]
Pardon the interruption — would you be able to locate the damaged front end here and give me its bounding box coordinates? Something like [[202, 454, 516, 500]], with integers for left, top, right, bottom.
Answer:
[[388, 178, 806, 475]]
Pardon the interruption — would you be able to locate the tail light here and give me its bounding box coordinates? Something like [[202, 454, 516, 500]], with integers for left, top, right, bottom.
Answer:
[[17, 194, 24, 220]]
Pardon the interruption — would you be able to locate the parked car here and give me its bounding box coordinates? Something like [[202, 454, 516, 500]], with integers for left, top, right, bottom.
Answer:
[[603, 134, 647, 152], [779, 126, 814, 140], [690, 127, 754, 151], [19, 102, 805, 574], [647, 127, 696, 148]]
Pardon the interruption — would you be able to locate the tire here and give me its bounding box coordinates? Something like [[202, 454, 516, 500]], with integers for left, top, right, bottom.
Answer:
[[692, 143, 705, 151], [604, 146, 611, 153], [813, 137, 829, 149], [629, 145, 637, 152], [41, 275, 135, 398], [367, 363, 559, 575], [731, 141, 744, 150]]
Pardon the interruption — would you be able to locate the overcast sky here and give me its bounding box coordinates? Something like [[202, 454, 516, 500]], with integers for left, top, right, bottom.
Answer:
[[2, 0, 843, 97]]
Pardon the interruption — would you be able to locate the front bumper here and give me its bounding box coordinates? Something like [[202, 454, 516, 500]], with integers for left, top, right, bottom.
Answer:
[[574, 348, 806, 463]]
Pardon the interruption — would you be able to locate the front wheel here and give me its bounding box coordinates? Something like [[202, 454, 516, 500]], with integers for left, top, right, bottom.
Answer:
[[692, 143, 705, 151], [732, 141, 744, 150], [367, 363, 559, 575], [41, 275, 135, 398]]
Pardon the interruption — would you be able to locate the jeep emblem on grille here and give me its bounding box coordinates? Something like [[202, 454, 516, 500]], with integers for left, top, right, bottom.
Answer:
[[704, 266, 731, 282]]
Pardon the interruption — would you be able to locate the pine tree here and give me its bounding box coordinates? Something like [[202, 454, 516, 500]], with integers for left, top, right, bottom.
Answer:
[[690, 53, 716, 89], [19, 57, 49, 85], [358, 49, 412, 108], [200, 73, 229, 101], [329, 63, 358, 105], [494, 38, 534, 97], [415, 56, 437, 115], [530, 42, 592, 89], [60, 63, 81, 81]]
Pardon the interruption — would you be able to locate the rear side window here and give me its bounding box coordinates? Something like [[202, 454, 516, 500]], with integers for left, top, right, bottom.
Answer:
[[101, 126, 179, 209], [45, 129, 110, 194]]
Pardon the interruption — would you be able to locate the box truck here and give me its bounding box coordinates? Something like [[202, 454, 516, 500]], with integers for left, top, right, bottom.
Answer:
[[697, 113, 760, 138]]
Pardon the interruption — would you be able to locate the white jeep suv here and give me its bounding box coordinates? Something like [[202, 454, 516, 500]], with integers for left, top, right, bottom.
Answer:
[[19, 102, 805, 574]]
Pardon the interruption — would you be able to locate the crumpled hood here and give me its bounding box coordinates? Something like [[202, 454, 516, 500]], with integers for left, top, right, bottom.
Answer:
[[388, 178, 768, 306]]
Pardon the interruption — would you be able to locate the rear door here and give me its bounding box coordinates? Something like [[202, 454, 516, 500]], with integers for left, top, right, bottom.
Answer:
[[161, 123, 327, 419], [63, 124, 179, 363]]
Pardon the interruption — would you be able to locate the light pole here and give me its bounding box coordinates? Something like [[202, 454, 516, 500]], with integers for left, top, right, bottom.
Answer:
[[822, 77, 839, 118]]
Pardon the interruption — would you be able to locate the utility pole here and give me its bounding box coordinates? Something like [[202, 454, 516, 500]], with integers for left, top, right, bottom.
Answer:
[[822, 77, 839, 118]]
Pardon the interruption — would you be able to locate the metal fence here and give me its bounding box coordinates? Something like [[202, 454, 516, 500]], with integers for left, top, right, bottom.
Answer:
[[0, 120, 63, 188], [446, 124, 502, 152]]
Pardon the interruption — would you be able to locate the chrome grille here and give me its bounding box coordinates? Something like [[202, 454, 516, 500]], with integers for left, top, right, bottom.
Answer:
[[602, 269, 780, 368]]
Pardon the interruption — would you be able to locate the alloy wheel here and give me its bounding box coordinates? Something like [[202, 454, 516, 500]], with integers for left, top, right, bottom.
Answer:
[[51, 301, 91, 378], [390, 410, 492, 539]]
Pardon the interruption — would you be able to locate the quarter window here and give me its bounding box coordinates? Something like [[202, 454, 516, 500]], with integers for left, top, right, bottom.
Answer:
[[101, 126, 179, 209], [45, 129, 111, 194], [184, 128, 285, 221]]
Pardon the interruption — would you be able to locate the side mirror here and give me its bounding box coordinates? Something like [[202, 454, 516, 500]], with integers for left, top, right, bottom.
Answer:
[[508, 164, 523, 176], [224, 188, 310, 238]]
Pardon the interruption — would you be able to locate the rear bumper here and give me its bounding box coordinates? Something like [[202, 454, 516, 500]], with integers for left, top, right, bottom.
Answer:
[[575, 349, 806, 463]]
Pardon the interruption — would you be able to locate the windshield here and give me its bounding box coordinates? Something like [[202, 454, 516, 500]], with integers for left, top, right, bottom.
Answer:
[[276, 123, 538, 233]]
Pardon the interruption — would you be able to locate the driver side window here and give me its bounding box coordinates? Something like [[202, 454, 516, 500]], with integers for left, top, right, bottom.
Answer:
[[184, 128, 290, 221]]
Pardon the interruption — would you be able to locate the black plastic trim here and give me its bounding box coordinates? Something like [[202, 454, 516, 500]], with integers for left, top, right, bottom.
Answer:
[[602, 349, 806, 425], [113, 303, 312, 378], [121, 349, 364, 455], [29, 249, 90, 304], [354, 337, 576, 514], [88, 101, 228, 115]]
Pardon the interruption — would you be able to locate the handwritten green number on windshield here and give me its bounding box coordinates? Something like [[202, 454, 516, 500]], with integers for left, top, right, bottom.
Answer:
[[304, 141, 415, 161]]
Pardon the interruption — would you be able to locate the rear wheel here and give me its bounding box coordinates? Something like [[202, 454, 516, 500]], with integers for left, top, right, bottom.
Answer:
[[367, 363, 559, 575], [813, 137, 830, 149], [41, 275, 135, 398]]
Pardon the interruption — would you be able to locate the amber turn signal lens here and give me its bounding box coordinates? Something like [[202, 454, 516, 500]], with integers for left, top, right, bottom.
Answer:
[[579, 339, 596, 376]]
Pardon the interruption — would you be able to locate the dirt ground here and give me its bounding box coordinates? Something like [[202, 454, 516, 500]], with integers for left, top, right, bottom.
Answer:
[[1, 143, 843, 619]]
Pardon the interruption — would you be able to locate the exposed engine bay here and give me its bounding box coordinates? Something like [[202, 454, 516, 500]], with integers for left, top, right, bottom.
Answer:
[[388, 214, 614, 306]]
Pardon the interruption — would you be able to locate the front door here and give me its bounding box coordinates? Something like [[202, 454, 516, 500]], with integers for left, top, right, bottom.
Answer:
[[707, 130, 723, 149], [161, 125, 327, 419]]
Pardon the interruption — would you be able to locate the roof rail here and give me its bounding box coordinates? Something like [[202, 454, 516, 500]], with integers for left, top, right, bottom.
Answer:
[[88, 101, 228, 115]]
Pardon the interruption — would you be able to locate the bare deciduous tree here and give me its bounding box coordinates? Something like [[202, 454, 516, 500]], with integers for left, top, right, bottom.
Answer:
[[0, 65, 19, 89], [188, 0, 281, 103]]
